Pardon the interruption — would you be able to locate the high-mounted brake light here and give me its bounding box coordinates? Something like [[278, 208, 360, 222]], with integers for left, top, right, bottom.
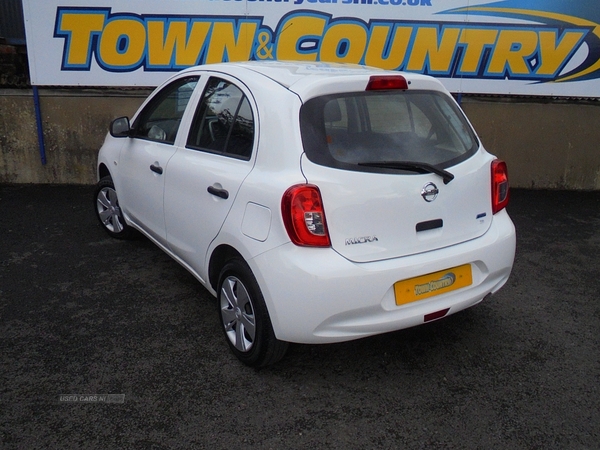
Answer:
[[491, 159, 509, 214], [281, 184, 331, 247], [366, 75, 409, 91]]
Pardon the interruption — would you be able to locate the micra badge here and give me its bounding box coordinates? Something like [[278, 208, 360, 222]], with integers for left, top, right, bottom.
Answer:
[[345, 236, 379, 246]]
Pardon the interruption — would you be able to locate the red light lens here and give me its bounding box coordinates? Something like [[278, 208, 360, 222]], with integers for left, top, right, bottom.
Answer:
[[282, 184, 331, 247], [366, 75, 409, 91], [424, 308, 450, 323], [491, 159, 510, 214]]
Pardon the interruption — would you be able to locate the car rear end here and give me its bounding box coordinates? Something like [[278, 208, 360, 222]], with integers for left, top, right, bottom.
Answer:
[[247, 64, 515, 344]]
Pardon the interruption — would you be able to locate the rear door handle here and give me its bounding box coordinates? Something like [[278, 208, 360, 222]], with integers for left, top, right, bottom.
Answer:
[[150, 164, 163, 175], [416, 219, 443, 232], [207, 186, 229, 200]]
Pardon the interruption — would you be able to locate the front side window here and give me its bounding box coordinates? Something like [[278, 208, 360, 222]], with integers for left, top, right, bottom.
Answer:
[[300, 90, 479, 172], [186, 77, 255, 160], [131, 76, 199, 144]]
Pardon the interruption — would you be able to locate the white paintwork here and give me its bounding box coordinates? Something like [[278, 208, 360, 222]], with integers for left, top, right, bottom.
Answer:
[[97, 61, 516, 344]]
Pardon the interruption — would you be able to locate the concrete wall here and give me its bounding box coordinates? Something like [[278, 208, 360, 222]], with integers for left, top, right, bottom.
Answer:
[[0, 88, 150, 184], [461, 96, 600, 190], [1, 88, 599, 189]]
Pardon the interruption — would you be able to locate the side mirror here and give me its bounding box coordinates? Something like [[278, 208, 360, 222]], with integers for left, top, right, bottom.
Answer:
[[110, 117, 131, 138]]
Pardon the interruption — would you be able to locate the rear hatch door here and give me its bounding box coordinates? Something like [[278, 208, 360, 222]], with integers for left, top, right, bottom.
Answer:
[[301, 151, 493, 263], [299, 87, 494, 263]]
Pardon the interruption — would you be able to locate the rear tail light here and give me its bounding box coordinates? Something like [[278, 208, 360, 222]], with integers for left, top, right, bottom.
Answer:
[[366, 75, 409, 91], [491, 159, 509, 214], [282, 184, 331, 247]]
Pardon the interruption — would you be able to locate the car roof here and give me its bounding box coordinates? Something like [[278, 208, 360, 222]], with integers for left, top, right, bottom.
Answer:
[[225, 60, 382, 88], [180, 61, 448, 100]]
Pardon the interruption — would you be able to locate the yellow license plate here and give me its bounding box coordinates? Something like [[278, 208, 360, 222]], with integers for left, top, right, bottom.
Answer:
[[394, 264, 473, 306]]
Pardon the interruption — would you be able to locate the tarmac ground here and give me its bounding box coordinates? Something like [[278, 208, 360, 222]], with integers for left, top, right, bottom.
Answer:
[[1, 184, 599, 449]]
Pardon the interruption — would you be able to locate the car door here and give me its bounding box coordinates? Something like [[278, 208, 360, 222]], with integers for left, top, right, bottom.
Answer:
[[164, 75, 257, 281], [118, 76, 199, 244]]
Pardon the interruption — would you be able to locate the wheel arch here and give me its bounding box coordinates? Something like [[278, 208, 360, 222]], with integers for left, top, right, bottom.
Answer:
[[208, 244, 244, 292], [97, 163, 111, 181]]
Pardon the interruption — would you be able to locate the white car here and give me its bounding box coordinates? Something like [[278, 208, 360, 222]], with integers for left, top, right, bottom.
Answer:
[[95, 61, 516, 367]]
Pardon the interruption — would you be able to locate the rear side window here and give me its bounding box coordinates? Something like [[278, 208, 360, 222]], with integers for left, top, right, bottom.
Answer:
[[186, 77, 255, 160], [300, 90, 479, 172], [131, 76, 198, 144]]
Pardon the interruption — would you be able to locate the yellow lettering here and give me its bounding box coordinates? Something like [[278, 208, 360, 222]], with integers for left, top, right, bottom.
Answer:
[[458, 29, 498, 74], [320, 23, 367, 64], [364, 25, 412, 70], [59, 13, 105, 66], [407, 27, 460, 73], [537, 30, 585, 76], [275, 15, 327, 61], [205, 22, 258, 64], [99, 19, 146, 67], [147, 20, 210, 67], [488, 30, 538, 75]]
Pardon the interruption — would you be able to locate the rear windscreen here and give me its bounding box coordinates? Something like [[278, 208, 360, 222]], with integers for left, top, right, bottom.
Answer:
[[300, 90, 479, 172]]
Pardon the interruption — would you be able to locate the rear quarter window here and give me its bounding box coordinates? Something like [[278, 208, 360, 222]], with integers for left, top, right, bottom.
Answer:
[[300, 90, 479, 172]]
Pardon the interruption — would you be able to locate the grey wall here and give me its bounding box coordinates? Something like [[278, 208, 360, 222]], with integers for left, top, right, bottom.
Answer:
[[1, 88, 599, 189], [0, 89, 150, 184], [461, 97, 600, 190]]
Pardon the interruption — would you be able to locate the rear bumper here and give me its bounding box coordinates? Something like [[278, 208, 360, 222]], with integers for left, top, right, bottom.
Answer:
[[250, 209, 516, 344]]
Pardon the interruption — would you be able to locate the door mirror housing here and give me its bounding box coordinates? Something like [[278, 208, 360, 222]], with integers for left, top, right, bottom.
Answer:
[[110, 117, 131, 138]]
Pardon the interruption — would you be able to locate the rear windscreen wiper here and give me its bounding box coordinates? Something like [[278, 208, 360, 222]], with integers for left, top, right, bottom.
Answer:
[[358, 161, 454, 184]]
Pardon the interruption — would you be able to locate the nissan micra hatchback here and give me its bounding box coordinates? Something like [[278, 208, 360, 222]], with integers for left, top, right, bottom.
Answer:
[[95, 61, 516, 367]]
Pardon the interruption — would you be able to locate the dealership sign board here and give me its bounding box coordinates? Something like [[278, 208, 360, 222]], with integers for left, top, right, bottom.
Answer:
[[22, 0, 600, 96]]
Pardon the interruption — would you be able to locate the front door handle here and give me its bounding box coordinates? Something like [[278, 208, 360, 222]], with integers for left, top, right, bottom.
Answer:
[[150, 164, 163, 175], [207, 185, 229, 200]]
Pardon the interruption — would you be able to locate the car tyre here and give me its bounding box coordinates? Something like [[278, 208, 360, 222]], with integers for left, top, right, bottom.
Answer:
[[94, 175, 135, 239], [218, 258, 289, 367]]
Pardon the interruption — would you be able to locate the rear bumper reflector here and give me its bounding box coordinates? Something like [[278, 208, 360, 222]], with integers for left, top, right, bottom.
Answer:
[[424, 308, 450, 322]]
